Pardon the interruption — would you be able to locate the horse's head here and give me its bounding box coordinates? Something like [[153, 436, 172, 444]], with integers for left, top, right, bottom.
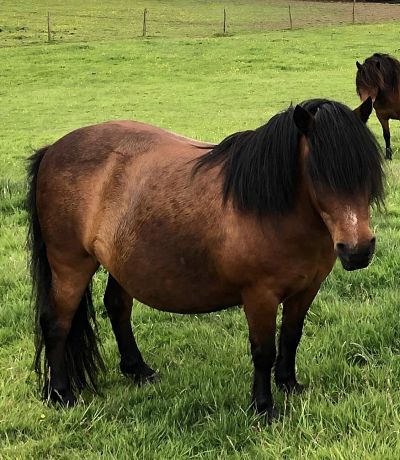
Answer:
[[310, 191, 376, 271], [356, 59, 383, 103], [294, 98, 384, 271]]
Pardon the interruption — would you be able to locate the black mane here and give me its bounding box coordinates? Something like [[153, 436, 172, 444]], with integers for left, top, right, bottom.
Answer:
[[193, 99, 384, 216], [356, 53, 400, 95]]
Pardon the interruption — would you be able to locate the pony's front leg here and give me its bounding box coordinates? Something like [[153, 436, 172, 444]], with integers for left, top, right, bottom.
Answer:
[[378, 116, 392, 160], [242, 288, 279, 423], [275, 283, 320, 393]]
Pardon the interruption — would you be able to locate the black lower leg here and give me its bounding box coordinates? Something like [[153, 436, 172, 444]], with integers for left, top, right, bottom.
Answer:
[[275, 319, 304, 392], [383, 127, 392, 160], [251, 337, 276, 420], [104, 275, 156, 383], [275, 286, 318, 393], [41, 313, 76, 406]]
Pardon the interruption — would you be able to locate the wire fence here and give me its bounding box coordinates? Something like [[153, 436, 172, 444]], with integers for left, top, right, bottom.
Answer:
[[1, 1, 400, 48]]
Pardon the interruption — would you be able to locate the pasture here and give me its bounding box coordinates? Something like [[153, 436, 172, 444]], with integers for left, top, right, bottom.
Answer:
[[1, 1, 400, 458]]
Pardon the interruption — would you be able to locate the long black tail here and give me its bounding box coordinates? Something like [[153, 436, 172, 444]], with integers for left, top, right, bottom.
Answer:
[[27, 146, 104, 394]]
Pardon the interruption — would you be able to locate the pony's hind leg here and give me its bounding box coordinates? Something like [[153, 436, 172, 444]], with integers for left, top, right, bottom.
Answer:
[[275, 283, 320, 393], [104, 274, 157, 384], [40, 256, 101, 406]]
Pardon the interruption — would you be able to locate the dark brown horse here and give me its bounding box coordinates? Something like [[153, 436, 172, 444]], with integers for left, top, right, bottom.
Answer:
[[356, 53, 400, 160], [27, 98, 383, 422]]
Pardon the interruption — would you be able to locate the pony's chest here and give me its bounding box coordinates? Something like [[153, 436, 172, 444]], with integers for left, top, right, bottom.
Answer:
[[229, 226, 334, 276], [374, 97, 400, 119]]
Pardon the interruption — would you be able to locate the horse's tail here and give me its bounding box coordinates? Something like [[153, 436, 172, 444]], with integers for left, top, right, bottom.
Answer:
[[27, 146, 52, 385], [27, 146, 104, 394]]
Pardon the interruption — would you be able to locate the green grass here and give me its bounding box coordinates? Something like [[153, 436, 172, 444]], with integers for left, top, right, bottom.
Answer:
[[1, 1, 400, 458]]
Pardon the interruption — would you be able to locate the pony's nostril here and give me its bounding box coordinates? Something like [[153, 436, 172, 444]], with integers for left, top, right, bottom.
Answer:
[[368, 237, 376, 256], [336, 242, 348, 253]]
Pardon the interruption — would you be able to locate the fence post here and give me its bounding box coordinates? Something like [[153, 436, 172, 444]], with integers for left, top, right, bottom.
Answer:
[[288, 4, 293, 30], [47, 11, 51, 42], [142, 8, 148, 37], [352, 0, 356, 24], [223, 8, 227, 34]]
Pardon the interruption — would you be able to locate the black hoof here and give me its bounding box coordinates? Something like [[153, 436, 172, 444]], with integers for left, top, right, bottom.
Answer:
[[133, 367, 159, 385], [276, 379, 305, 394], [265, 407, 280, 424], [44, 387, 76, 407], [251, 401, 280, 424], [121, 362, 159, 385]]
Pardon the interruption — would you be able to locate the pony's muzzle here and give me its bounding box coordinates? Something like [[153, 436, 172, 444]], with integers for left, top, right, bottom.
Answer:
[[335, 237, 376, 271]]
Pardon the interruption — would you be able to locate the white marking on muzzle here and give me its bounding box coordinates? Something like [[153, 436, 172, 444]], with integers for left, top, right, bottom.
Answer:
[[345, 206, 358, 248]]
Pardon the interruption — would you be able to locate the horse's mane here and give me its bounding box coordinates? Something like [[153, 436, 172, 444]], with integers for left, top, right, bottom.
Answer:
[[193, 99, 384, 216], [356, 53, 400, 95]]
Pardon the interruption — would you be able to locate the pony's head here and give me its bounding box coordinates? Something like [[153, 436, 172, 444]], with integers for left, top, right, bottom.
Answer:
[[294, 98, 384, 270], [356, 53, 400, 102], [194, 98, 384, 271], [356, 59, 383, 102]]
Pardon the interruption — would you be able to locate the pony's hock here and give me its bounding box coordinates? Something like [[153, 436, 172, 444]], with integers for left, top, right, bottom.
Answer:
[[27, 97, 384, 419]]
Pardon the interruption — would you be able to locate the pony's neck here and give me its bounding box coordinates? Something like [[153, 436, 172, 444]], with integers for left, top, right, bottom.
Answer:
[[258, 179, 332, 248]]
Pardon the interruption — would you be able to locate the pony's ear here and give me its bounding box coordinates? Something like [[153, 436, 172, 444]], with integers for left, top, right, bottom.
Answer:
[[354, 96, 373, 124], [376, 61, 381, 70], [356, 61, 362, 70], [293, 105, 315, 136]]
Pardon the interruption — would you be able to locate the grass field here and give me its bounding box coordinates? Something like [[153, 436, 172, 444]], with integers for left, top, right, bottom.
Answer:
[[1, 1, 400, 458]]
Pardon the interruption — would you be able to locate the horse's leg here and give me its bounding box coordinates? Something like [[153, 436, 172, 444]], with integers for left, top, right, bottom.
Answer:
[[42, 257, 98, 405], [104, 274, 157, 384], [275, 284, 320, 393], [378, 116, 392, 160], [242, 288, 279, 422]]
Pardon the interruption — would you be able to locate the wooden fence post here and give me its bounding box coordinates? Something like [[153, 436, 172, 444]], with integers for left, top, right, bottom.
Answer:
[[47, 11, 51, 42], [223, 8, 227, 34], [142, 8, 148, 37], [288, 4, 293, 30], [353, 0, 356, 25]]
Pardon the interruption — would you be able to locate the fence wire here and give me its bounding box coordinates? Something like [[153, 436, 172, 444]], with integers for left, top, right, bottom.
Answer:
[[1, 1, 400, 48]]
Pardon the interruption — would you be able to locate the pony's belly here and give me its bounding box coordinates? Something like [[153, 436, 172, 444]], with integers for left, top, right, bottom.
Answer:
[[103, 203, 240, 312], [124, 276, 241, 314], [114, 258, 241, 313], [133, 294, 239, 314]]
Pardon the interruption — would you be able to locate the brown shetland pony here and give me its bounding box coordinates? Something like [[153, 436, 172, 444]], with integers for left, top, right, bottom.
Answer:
[[27, 98, 383, 422], [356, 53, 400, 160]]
